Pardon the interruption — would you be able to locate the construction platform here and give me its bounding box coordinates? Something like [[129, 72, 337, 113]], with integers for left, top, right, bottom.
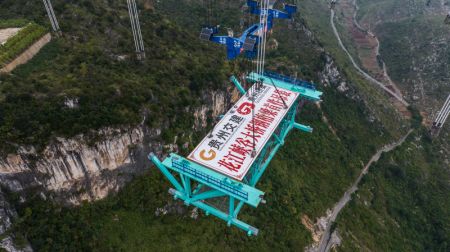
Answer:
[[150, 72, 322, 235]]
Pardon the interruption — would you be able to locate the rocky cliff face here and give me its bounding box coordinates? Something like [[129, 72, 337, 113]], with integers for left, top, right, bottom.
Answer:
[[0, 127, 146, 204], [0, 87, 231, 250], [0, 188, 32, 252], [0, 89, 230, 204]]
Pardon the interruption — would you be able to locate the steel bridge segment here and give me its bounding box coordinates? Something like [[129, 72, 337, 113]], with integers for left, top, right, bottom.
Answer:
[[150, 73, 322, 235], [245, 99, 300, 186], [247, 72, 323, 101], [159, 153, 265, 207], [167, 188, 259, 236], [148, 102, 306, 235]]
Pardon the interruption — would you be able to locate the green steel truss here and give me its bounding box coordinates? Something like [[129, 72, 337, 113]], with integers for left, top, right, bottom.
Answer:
[[149, 73, 322, 235]]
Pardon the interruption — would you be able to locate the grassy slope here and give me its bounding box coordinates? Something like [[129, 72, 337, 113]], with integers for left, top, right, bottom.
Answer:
[[336, 130, 450, 251], [10, 86, 390, 251], [0, 0, 233, 154], [356, 0, 450, 102], [298, 0, 407, 136], [2, 1, 395, 250], [376, 16, 450, 99], [0, 21, 47, 66]]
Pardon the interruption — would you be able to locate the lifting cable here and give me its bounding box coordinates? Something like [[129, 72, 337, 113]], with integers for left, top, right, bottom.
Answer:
[[250, 0, 270, 156], [250, 0, 292, 156]]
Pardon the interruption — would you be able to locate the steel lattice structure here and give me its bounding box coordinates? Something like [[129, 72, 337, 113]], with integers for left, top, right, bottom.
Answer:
[[150, 73, 322, 235]]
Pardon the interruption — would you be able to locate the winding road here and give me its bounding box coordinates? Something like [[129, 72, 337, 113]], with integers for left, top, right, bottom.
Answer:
[[316, 130, 413, 252], [330, 8, 409, 107]]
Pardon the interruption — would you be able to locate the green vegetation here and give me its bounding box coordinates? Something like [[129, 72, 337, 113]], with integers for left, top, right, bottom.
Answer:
[[355, 0, 450, 104], [0, 19, 29, 29], [9, 85, 390, 250], [336, 130, 450, 251], [298, 1, 450, 251], [297, 0, 407, 135], [1, 0, 448, 251], [0, 0, 234, 154], [0, 22, 47, 66], [376, 16, 450, 98]]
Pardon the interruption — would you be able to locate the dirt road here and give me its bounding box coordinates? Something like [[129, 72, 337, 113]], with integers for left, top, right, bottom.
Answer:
[[330, 8, 409, 107], [316, 130, 413, 252]]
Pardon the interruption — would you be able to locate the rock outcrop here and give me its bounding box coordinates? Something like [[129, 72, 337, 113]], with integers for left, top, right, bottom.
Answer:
[[0, 88, 231, 204], [0, 86, 231, 250], [0, 188, 32, 252]]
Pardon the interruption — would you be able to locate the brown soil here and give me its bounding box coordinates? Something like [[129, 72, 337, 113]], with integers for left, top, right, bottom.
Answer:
[[336, 0, 411, 118], [0, 33, 51, 73], [0, 28, 22, 45]]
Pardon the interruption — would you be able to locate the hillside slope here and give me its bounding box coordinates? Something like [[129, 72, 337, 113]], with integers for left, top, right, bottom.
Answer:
[[0, 0, 448, 251], [351, 0, 450, 117], [1, 0, 397, 250]]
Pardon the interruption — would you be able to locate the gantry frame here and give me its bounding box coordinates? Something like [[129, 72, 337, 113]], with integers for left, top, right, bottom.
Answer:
[[150, 72, 322, 235]]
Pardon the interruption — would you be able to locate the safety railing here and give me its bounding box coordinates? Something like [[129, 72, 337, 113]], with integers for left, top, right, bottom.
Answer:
[[263, 71, 316, 90], [172, 159, 249, 201]]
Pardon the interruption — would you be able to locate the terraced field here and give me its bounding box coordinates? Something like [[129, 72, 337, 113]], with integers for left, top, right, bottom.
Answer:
[[0, 21, 47, 67]]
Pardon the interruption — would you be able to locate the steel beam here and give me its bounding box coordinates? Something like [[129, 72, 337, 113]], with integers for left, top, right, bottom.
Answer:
[[42, 0, 61, 35], [435, 95, 450, 125], [230, 76, 246, 95], [127, 0, 145, 60], [247, 72, 323, 101], [169, 188, 259, 236], [294, 122, 313, 133], [149, 153, 184, 192]]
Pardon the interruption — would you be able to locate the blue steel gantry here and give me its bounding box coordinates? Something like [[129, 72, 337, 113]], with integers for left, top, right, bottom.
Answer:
[[199, 0, 298, 60], [247, 0, 298, 30], [149, 72, 322, 235]]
